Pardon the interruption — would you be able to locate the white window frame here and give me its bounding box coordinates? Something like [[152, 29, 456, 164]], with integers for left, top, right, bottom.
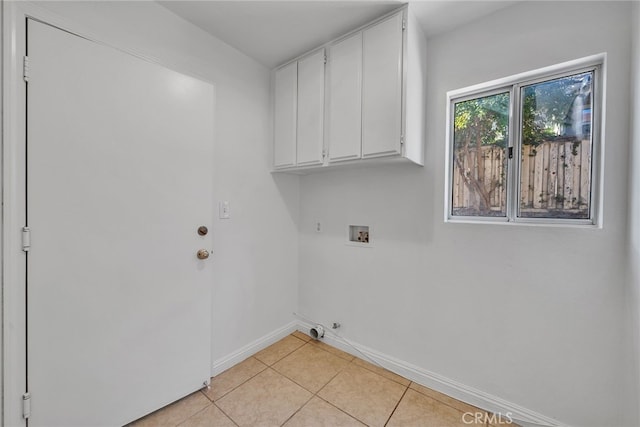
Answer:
[[444, 54, 605, 228]]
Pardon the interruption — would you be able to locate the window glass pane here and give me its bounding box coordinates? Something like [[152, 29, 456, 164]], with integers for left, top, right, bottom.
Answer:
[[452, 92, 509, 217], [519, 72, 593, 219]]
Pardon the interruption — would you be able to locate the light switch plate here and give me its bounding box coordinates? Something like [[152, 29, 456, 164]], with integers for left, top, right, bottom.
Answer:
[[219, 201, 230, 219]]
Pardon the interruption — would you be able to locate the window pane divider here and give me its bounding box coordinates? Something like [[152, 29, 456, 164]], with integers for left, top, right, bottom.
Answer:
[[506, 84, 520, 222]]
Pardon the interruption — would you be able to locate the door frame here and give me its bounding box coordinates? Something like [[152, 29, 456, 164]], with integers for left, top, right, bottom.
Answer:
[[3, 3, 29, 425], [1, 3, 216, 425]]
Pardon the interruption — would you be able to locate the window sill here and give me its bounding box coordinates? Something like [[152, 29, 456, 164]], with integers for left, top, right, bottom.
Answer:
[[444, 217, 601, 229]]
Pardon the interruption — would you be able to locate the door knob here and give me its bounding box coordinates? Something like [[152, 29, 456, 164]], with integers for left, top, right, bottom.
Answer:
[[197, 249, 210, 260]]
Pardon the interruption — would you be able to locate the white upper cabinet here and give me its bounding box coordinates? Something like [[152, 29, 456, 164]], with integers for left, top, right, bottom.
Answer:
[[328, 32, 362, 163], [273, 62, 297, 168], [362, 13, 403, 159], [273, 5, 426, 172], [297, 49, 326, 166]]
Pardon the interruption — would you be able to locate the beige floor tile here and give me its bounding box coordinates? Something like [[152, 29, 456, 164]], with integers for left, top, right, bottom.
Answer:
[[273, 343, 349, 393], [409, 382, 484, 415], [352, 357, 410, 386], [317, 363, 406, 427], [129, 391, 212, 427], [283, 397, 365, 427], [307, 339, 354, 361], [254, 335, 306, 366], [216, 368, 312, 426], [178, 404, 237, 427], [291, 331, 311, 342], [387, 389, 478, 427], [204, 357, 267, 401]]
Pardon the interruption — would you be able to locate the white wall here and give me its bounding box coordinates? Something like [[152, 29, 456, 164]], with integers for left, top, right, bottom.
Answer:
[[626, 1, 640, 426], [32, 1, 300, 364], [298, 2, 633, 426]]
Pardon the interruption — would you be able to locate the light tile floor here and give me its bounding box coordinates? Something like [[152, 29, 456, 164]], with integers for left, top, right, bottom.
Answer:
[[130, 332, 517, 427]]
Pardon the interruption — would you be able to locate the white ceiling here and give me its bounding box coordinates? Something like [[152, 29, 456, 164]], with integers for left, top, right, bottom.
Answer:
[[159, 1, 518, 69], [410, 1, 518, 39]]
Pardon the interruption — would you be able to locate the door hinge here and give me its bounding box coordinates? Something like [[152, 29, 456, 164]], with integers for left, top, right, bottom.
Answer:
[[322, 149, 327, 159], [324, 54, 327, 65], [23, 56, 30, 82], [400, 135, 405, 146], [402, 19, 406, 31], [508, 147, 514, 159], [22, 226, 31, 252], [22, 392, 31, 419]]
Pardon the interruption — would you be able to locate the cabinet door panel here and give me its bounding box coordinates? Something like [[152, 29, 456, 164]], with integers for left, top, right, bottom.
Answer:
[[362, 12, 403, 158], [274, 62, 297, 168], [328, 33, 362, 162], [297, 49, 325, 166]]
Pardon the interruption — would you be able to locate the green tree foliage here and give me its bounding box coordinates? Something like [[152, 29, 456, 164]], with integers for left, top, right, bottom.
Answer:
[[454, 93, 509, 150], [451, 72, 591, 215], [453, 93, 509, 214], [522, 72, 591, 146]]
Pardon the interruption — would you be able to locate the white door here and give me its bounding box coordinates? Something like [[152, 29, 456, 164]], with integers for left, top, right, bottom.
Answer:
[[296, 49, 325, 166], [362, 12, 403, 158], [273, 62, 297, 168], [26, 20, 214, 426], [328, 32, 363, 163]]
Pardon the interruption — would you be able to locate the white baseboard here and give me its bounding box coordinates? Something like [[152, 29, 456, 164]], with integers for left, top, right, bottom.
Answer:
[[211, 321, 298, 376], [209, 320, 569, 427], [294, 320, 569, 427]]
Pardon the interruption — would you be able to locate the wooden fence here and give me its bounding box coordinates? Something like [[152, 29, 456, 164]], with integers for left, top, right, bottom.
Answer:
[[452, 139, 591, 214]]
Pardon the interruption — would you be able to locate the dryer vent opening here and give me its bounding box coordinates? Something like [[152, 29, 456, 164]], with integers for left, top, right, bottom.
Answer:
[[310, 325, 325, 340]]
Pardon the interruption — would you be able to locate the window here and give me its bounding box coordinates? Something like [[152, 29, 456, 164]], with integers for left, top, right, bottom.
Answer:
[[445, 57, 603, 226]]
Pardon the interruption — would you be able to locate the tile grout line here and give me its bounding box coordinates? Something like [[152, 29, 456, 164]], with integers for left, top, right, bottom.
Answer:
[[136, 334, 400, 426], [308, 357, 368, 426], [274, 341, 319, 426], [292, 331, 312, 343], [219, 365, 309, 427], [199, 389, 214, 403], [306, 335, 408, 387], [313, 354, 356, 396], [173, 402, 215, 427], [270, 340, 353, 396], [296, 337, 414, 426], [204, 356, 268, 403], [272, 362, 325, 395], [314, 395, 370, 426], [352, 359, 409, 387], [307, 340, 355, 362], [274, 343, 367, 426], [214, 334, 306, 401], [311, 358, 374, 426], [408, 381, 488, 417], [382, 383, 410, 427], [211, 338, 310, 427], [273, 341, 338, 425], [212, 334, 492, 427], [278, 393, 315, 426], [255, 337, 307, 367], [213, 401, 240, 427]]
